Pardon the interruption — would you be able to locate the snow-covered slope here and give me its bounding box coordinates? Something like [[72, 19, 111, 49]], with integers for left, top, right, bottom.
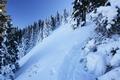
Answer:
[[15, 0, 120, 80], [15, 18, 96, 80]]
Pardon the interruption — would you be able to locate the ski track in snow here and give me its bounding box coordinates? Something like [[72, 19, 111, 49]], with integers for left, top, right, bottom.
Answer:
[[58, 45, 96, 80], [16, 21, 95, 80]]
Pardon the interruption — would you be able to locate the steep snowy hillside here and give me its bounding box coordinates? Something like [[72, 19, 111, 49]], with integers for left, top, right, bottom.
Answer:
[[15, 16, 96, 80], [15, 0, 120, 80]]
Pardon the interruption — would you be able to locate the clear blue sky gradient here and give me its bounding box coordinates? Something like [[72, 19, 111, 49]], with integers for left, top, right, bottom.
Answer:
[[7, 0, 72, 28]]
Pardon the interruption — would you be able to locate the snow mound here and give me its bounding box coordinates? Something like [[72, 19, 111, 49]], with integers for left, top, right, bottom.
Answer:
[[86, 53, 106, 76], [109, 0, 120, 8], [96, 6, 117, 23], [98, 67, 120, 80], [110, 52, 120, 67]]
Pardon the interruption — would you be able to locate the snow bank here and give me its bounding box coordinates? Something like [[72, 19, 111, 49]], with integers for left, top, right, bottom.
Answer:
[[84, 39, 97, 52], [96, 6, 117, 23], [110, 52, 120, 67], [98, 67, 120, 80], [109, 0, 120, 8], [86, 53, 106, 76]]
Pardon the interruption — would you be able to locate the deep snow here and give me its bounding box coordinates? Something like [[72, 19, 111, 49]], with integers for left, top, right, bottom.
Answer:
[[15, 18, 96, 80], [15, 0, 120, 80]]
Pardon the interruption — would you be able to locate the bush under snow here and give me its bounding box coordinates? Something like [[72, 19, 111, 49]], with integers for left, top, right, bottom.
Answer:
[[86, 52, 106, 76]]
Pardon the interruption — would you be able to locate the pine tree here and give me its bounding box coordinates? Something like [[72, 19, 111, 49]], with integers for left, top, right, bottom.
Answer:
[[50, 16, 56, 31], [63, 9, 69, 23], [16, 29, 24, 58], [93, 5, 120, 37], [38, 20, 44, 40], [89, 0, 108, 12], [0, 10, 19, 80], [56, 11, 61, 26], [72, 0, 89, 27], [6, 22, 19, 72], [24, 26, 32, 54], [43, 19, 52, 38]]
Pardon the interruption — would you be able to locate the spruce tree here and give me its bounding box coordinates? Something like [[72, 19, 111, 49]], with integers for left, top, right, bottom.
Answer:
[[0, 0, 19, 79], [6, 22, 19, 72], [38, 20, 44, 40], [72, 0, 89, 27], [89, 0, 108, 12], [43, 19, 52, 38], [56, 11, 61, 26], [63, 9, 69, 23], [50, 16, 56, 31], [0, 13, 14, 80]]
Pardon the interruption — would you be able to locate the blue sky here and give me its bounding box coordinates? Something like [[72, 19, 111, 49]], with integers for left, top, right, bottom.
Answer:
[[7, 0, 72, 28]]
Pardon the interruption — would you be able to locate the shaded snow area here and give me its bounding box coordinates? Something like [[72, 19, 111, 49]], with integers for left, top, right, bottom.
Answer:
[[83, 36, 120, 80], [98, 67, 120, 80]]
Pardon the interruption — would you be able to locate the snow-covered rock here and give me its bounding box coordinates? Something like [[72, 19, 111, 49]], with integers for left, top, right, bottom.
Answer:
[[98, 67, 120, 80], [110, 53, 120, 67], [96, 6, 117, 23], [109, 0, 120, 8], [84, 39, 97, 52], [86, 53, 106, 76]]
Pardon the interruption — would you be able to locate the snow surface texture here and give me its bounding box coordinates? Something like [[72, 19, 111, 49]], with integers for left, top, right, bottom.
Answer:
[[16, 0, 120, 80], [16, 19, 120, 80], [90, 0, 120, 30], [15, 17, 96, 80], [98, 67, 120, 80], [86, 53, 106, 76]]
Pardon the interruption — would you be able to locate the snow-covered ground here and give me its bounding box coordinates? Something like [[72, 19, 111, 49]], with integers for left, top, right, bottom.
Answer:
[[15, 0, 120, 80], [15, 18, 96, 80], [16, 17, 120, 80]]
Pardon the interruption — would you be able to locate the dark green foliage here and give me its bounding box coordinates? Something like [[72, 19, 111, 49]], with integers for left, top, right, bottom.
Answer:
[[88, 0, 108, 12], [56, 11, 61, 26], [95, 7, 120, 37], [94, 13, 109, 36], [0, 13, 19, 79], [108, 8, 120, 35], [63, 9, 69, 23], [38, 20, 44, 40], [72, 0, 89, 27], [6, 28, 19, 71], [50, 16, 56, 30], [72, 0, 108, 27], [18, 10, 68, 57], [110, 47, 119, 56]]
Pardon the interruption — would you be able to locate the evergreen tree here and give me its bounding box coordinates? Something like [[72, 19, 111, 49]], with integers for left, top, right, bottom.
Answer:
[[89, 0, 108, 12], [50, 16, 56, 31], [56, 11, 61, 26], [17, 29, 24, 58], [24, 26, 32, 54], [18, 10, 65, 56], [72, 0, 89, 27], [38, 20, 44, 40], [63, 9, 69, 23], [93, 6, 120, 37], [43, 19, 52, 38], [0, 12, 19, 79], [6, 22, 19, 72], [35, 20, 44, 43]]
